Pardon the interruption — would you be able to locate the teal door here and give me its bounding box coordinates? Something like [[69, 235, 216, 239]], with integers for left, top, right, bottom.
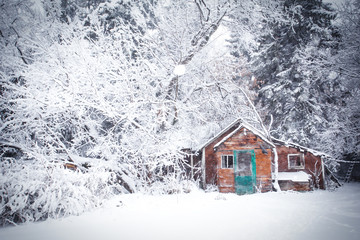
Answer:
[[234, 150, 256, 194]]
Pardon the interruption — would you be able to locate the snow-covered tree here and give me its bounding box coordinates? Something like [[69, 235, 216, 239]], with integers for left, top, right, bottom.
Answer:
[[317, 0, 360, 166], [229, 0, 341, 148], [1, 0, 264, 224]]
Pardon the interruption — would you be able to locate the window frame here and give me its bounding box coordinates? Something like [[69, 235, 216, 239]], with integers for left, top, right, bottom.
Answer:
[[287, 153, 305, 169], [221, 155, 234, 169]]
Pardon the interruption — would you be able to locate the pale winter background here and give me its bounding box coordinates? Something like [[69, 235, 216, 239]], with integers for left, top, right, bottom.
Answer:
[[1, 0, 359, 237]]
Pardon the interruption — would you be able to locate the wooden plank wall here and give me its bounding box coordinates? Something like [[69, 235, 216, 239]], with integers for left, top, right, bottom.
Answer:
[[278, 181, 311, 191]]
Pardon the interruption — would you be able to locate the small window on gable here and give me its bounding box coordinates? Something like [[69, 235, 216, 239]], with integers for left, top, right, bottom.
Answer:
[[288, 154, 305, 169], [221, 155, 234, 169]]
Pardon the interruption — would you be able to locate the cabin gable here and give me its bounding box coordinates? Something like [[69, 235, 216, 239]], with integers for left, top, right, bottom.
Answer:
[[204, 126, 273, 193]]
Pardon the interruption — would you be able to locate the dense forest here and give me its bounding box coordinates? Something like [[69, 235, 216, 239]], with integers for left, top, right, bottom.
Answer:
[[1, 0, 359, 225]]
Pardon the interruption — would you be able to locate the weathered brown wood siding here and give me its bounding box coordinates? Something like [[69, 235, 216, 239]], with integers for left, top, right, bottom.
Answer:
[[276, 145, 325, 190], [205, 126, 273, 193], [204, 126, 238, 187]]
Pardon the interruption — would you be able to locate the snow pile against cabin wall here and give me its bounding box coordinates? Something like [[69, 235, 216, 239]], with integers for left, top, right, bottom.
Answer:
[[277, 171, 310, 182]]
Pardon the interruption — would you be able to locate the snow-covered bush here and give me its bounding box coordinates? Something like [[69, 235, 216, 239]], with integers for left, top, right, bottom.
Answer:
[[145, 177, 201, 195], [0, 156, 116, 226]]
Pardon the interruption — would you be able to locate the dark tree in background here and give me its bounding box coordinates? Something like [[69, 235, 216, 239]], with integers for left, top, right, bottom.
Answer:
[[319, 0, 360, 178], [252, 0, 341, 146]]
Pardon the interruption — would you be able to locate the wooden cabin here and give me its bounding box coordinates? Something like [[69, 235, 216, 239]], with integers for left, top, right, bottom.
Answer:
[[197, 119, 326, 194]]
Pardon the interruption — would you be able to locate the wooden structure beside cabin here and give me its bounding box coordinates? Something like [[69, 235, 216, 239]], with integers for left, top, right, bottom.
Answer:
[[196, 119, 326, 194], [273, 139, 326, 191]]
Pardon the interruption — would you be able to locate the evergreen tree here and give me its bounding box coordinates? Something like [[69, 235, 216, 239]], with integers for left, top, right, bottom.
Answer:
[[246, 0, 340, 146], [318, 0, 360, 166]]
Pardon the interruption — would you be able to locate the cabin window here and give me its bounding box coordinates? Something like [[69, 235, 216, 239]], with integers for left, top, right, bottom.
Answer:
[[221, 155, 234, 169], [288, 154, 305, 169]]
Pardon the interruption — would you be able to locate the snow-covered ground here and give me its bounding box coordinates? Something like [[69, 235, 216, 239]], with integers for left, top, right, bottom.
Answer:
[[1, 183, 359, 240]]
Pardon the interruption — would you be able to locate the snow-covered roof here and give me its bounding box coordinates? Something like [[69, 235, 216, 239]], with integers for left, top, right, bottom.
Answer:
[[197, 118, 275, 151], [271, 138, 329, 157], [213, 124, 243, 149], [196, 119, 329, 158], [196, 118, 241, 151], [277, 171, 310, 182]]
